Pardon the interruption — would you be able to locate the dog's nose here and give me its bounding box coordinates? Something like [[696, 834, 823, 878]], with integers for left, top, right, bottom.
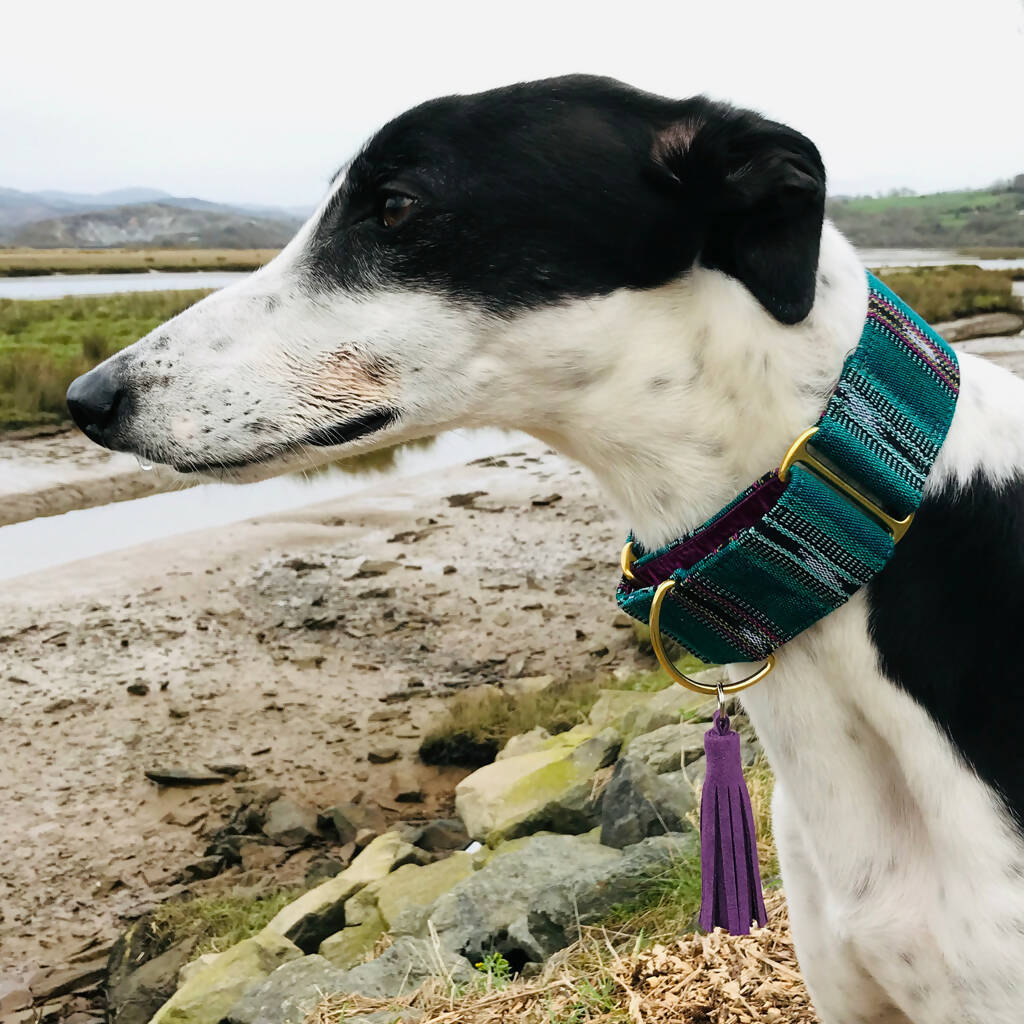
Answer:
[[66, 364, 124, 445]]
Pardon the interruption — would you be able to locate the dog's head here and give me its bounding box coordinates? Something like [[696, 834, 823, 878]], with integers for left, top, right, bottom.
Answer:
[[66, 75, 825, 478]]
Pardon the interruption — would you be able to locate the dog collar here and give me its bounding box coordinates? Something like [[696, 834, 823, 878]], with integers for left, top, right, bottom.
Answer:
[[616, 271, 960, 690]]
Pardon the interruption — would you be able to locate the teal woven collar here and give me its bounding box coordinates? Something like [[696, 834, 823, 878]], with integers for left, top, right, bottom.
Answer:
[[616, 272, 960, 670]]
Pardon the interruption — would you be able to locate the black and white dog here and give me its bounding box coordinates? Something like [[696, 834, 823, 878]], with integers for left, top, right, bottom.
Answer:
[[67, 76, 1024, 1023]]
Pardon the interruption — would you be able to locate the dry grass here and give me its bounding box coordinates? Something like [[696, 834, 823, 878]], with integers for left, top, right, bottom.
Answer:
[[308, 892, 817, 1024], [307, 753, 802, 1024], [0, 247, 277, 276]]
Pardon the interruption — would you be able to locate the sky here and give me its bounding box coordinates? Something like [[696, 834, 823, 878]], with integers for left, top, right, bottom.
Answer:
[[3, 0, 1023, 208]]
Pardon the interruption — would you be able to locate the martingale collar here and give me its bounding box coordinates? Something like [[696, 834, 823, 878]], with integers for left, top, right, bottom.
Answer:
[[617, 271, 960, 678]]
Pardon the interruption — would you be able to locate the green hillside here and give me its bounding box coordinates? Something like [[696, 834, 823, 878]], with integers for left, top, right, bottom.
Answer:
[[827, 182, 1024, 248]]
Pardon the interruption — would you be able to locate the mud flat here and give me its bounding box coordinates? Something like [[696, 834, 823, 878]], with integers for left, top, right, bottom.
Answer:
[[0, 444, 649, 975]]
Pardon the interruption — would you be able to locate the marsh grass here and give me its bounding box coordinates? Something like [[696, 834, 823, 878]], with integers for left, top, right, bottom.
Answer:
[[0, 247, 276, 276], [0, 289, 211, 430], [874, 265, 1023, 322], [418, 668, 690, 766], [147, 886, 302, 957]]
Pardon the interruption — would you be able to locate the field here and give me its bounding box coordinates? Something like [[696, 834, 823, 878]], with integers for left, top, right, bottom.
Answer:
[[1, 265, 1021, 435], [0, 248, 277, 277], [828, 186, 1024, 248], [0, 290, 210, 430], [875, 265, 1023, 322]]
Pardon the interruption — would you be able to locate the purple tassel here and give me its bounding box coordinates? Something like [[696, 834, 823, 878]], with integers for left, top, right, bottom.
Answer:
[[698, 710, 767, 935]]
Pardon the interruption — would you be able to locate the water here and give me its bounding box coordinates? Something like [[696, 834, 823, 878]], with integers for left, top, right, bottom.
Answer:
[[858, 249, 1024, 270], [1, 250, 1023, 301], [0, 428, 521, 581], [0, 271, 249, 300]]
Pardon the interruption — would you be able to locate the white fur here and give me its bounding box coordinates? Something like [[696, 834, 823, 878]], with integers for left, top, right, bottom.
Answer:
[[115, 210, 1024, 1021]]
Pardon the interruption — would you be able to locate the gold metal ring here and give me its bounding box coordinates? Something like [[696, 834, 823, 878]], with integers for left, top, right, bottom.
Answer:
[[648, 579, 775, 694], [620, 540, 637, 582]]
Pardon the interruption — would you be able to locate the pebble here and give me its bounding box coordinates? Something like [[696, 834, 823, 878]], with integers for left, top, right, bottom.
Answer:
[[368, 747, 400, 764]]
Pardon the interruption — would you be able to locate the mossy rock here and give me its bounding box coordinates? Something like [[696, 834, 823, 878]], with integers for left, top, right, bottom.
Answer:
[[148, 930, 301, 1024], [318, 908, 386, 969], [263, 832, 419, 952]]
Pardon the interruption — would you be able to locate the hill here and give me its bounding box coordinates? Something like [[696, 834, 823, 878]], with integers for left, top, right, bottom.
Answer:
[[0, 186, 307, 248], [8, 202, 300, 249], [827, 181, 1024, 248]]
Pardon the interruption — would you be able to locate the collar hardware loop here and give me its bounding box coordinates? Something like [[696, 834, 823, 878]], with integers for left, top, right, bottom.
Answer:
[[649, 579, 775, 694], [779, 426, 914, 542]]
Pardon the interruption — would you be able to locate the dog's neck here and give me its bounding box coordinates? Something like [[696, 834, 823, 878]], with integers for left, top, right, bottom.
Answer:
[[494, 224, 868, 548]]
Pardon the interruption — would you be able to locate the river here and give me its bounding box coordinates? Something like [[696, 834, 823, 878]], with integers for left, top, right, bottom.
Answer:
[[1, 249, 1023, 300]]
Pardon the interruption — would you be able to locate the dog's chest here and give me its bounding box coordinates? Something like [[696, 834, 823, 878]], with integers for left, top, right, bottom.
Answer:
[[739, 594, 1024, 1021]]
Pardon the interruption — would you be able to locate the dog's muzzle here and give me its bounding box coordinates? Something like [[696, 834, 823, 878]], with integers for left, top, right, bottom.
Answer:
[[66, 364, 127, 449]]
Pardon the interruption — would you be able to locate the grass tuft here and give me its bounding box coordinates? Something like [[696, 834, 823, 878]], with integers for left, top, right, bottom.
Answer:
[[418, 669, 683, 767], [147, 886, 302, 956]]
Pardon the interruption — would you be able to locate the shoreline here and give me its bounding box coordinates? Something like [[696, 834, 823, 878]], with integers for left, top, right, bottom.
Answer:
[[0, 443, 647, 974]]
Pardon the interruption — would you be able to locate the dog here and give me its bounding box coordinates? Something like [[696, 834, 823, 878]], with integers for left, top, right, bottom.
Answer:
[[66, 76, 1024, 1023]]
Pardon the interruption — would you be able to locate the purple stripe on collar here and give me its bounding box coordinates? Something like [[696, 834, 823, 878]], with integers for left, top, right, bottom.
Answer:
[[629, 474, 787, 589]]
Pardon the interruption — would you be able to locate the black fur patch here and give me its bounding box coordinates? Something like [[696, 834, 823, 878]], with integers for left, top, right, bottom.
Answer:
[[304, 75, 825, 324], [868, 473, 1024, 826]]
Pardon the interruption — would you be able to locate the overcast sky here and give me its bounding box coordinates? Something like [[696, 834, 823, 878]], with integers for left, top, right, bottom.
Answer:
[[3, 0, 1023, 208]]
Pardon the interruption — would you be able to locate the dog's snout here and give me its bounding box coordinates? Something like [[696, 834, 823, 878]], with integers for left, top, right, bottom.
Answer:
[[66, 364, 125, 446]]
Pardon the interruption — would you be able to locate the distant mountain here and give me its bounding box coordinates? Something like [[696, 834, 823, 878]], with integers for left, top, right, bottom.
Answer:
[[10, 202, 301, 249], [827, 181, 1024, 248], [34, 187, 174, 206], [0, 186, 306, 248]]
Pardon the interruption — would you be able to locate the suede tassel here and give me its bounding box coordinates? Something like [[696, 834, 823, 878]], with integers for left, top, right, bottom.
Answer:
[[698, 710, 767, 934]]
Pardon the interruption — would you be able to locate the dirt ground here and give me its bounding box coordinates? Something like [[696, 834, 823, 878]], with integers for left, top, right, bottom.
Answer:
[[0, 443, 650, 978]]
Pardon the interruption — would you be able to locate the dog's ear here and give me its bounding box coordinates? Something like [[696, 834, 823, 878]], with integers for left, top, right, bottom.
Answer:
[[656, 105, 826, 324]]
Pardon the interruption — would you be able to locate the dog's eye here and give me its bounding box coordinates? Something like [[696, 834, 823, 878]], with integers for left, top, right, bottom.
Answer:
[[379, 193, 416, 229]]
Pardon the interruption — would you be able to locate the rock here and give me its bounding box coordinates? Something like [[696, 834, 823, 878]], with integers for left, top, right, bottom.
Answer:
[[445, 491, 487, 508], [455, 725, 621, 843], [335, 937, 475, 998], [240, 843, 289, 872], [320, 802, 387, 845], [353, 559, 400, 578], [207, 762, 248, 776], [221, 955, 351, 1024], [318, 907, 386, 969], [0, 984, 31, 1014], [624, 722, 708, 775], [178, 953, 220, 988], [262, 797, 319, 846], [354, 827, 378, 849], [148, 930, 301, 1024], [264, 832, 420, 951], [416, 818, 469, 853], [502, 675, 556, 697], [179, 855, 225, 882], [528, 832, 699, 955], [29, 958, 107, 1000], [390, 769, 424, 802], [144, 766, 227, 787], [935, 311, 1024, 343], [426, 833, 621, 964], [126, 682, 149, 696], [495, 726, 551, 761], [363, 852, 476, 936], [107, 939, 198, 1024], [599, 758, 696, 849], [305, 851, 348, 885], [367, 747, 399, 764]]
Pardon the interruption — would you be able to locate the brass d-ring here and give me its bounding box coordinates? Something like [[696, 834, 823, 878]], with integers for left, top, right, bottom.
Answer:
[[648, 579, 775, 695], [620, 540, 638, 582]]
